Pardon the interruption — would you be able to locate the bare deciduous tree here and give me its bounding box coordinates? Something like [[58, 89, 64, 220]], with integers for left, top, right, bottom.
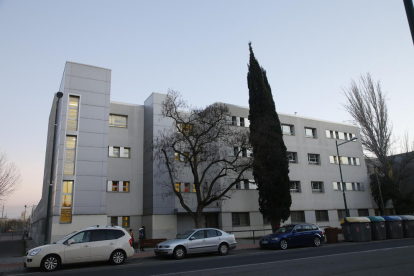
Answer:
[[0, 150, 21, 202], [149, 90, 253, 228], [343, 74, 414, 214]]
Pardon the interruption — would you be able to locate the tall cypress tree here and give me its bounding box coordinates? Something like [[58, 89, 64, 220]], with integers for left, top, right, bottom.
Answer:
[[247, 42, 292, 231]]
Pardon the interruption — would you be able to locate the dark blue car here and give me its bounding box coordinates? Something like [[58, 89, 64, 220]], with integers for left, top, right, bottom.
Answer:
[[259, 224, 325, 250]]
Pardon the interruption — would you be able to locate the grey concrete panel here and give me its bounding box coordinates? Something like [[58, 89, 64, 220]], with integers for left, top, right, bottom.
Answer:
[[77, 132, 104, 147], [68, 62, 109, 82], [67, 75, 107, 94], [73, 190, 102, 207], [79, 105, 106, 120], [75, 175, 103, 191], [78, 118, 106, 134], [76, 160, 104, 176]]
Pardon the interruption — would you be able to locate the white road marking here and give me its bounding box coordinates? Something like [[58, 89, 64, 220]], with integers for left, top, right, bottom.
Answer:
[[150, 245, 414, 276]]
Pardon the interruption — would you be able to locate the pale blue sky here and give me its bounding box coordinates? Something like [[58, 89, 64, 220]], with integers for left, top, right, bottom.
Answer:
[[1, 0, 413, 218]]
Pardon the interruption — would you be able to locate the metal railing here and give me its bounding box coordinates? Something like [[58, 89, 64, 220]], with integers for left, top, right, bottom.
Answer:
[[227, 228, 273, 244]]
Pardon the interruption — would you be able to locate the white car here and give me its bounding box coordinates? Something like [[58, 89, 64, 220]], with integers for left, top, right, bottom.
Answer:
[[24, 226, 134, 272]]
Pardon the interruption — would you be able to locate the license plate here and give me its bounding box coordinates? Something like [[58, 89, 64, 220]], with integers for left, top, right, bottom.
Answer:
[[262, 241, 268, 244]]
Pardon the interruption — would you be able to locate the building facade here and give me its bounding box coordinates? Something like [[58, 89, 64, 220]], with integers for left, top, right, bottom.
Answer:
[[31, 62, 374, 244]]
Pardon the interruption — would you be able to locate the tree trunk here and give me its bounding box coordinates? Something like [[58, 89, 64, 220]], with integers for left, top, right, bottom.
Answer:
[[194, 208, 204, 228], [270, 218, 280, 233]]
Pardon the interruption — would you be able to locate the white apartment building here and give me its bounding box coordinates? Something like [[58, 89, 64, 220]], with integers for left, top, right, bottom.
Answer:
[[30, 62, 374, 244]]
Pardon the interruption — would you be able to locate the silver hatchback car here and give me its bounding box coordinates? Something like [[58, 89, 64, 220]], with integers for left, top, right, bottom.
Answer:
[[154, 228, 237, 259]]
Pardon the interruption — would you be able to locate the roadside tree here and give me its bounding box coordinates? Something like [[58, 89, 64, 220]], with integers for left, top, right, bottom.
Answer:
[[0, 150, 21, 202], [247, 42, 292, 230], [150, 90, 253, 228]]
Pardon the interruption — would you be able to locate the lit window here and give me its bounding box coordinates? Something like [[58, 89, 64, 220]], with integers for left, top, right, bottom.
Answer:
[[184, 183, 190, 193], [311, 182, 323, 193], [60, 181, 74, 223], [192, 183, 196, 193], [123, 181, 129, 192], [305, 127, 316, 138], [175, 183, 181, 192], [109, 114, 127, 128], [112, 181, 119, 192], [122, 216, 130, 228], [175, 152, 180, 161], [178, 123, 193, 135], [67, 96, 79, 131], [64, 136, 77, 175]]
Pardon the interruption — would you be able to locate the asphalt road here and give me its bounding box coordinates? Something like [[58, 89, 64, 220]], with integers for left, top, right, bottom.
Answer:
[[4, 238, 414, 276]]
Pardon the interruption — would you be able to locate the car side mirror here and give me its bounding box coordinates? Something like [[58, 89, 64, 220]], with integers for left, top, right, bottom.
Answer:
[[67, 239, 74, 245], [189, 237, 195, 241]]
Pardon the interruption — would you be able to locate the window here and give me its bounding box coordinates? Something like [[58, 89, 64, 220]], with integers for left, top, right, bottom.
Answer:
[[175, 152, 180, 161], [311, 182, 323, 193], [290, 181, 301, 193], [308, 154, 320, 165], [67, 96, 79, 131], [232, 116, 237, 126], [235, 181, 241, 189], [281, 124, 294, 135], [234, 147, 239, 157], [290, 211, 305, 223], [91, 230, 108, 242], [112, 181, 119, 192], [305, 127, 316, 138], [239, 117, 245, 127], [113, 147, 120, 157], [70, 231, 90, 244], [109, 114, 127, 128], [60, 181, 74, 223], [287, 152, 297, 163], [109, 147, 130, 158], [315, 210, 329, 222], [232, 212, 250, 226], [333, 182, 344, 191], [206, 229, 218, 238], [178, 123, 193, 135], [184, 183, 190, 193], [337, 210, 346, 221], [122, 216, 130, 228], [175, 183, 181, 192], [110, 217, 118, 226], [107, 181, 130, 193], [244, 180, 249, 190], [64, 136, 77, 175], [356, 183, 364, 191], [358, 209, 369, 216]]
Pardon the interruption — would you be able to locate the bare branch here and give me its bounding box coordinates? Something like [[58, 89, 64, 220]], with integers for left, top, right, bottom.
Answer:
[[0, 150, 21, 202]]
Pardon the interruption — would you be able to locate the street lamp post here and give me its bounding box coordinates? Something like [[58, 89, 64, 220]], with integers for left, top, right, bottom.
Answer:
[[44, 92, 63, 244], [335, 137, 358, 218]]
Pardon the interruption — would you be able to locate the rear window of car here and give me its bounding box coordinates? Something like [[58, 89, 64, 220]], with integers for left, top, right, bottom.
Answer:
[[216, 230, 222, 236], [312, 225, 318, 230], [206, 230, 217, 238], [91, 230, 107, 242], [113, 230, 125, 239]]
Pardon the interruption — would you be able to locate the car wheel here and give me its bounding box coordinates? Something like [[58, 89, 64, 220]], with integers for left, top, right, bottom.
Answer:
[[110, 250, 126, 265], [313, 236, 321, 247], [41, 254, 60, 272], [218, 243, 229, 256], [279, 239, 288, 250], [173, 246, 186, 260]]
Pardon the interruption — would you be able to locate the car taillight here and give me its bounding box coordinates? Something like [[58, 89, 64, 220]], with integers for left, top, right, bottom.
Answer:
[[129, 238, 133, 247], [322, 231, 325, 235]]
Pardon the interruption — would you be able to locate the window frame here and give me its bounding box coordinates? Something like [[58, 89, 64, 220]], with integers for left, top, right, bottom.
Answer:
[[308, 154, 320, 165], [289, 181, 301, 193], [287, 152, 297, 163], [305, 127, 317, 138], [281, 124, 294, 135], [315, 210, 329, 222], [311, 181, 324, 193], [232, 212, 250, 226], [109, 114, 128, 128]]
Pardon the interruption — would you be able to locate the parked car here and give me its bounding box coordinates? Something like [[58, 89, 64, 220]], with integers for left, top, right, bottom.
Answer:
[[24, 226, 134, 272], [154, 228, 237, 259], [259, 224, 325, 250]]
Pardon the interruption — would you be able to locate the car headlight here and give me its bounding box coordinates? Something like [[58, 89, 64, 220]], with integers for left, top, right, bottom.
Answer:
[[271, 237, 279, 241], [29, 248, 41, 256]]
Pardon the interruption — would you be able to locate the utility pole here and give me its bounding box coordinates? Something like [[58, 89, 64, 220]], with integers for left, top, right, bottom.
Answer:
[[404, 0, 414, 45], [44, 91, 63, 244]]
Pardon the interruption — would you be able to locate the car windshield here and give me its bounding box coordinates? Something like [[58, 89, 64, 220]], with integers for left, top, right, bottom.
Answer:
[[275, 226, 294, 234], [177, 230, 195, 239], [55, 231, 77, 244]]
